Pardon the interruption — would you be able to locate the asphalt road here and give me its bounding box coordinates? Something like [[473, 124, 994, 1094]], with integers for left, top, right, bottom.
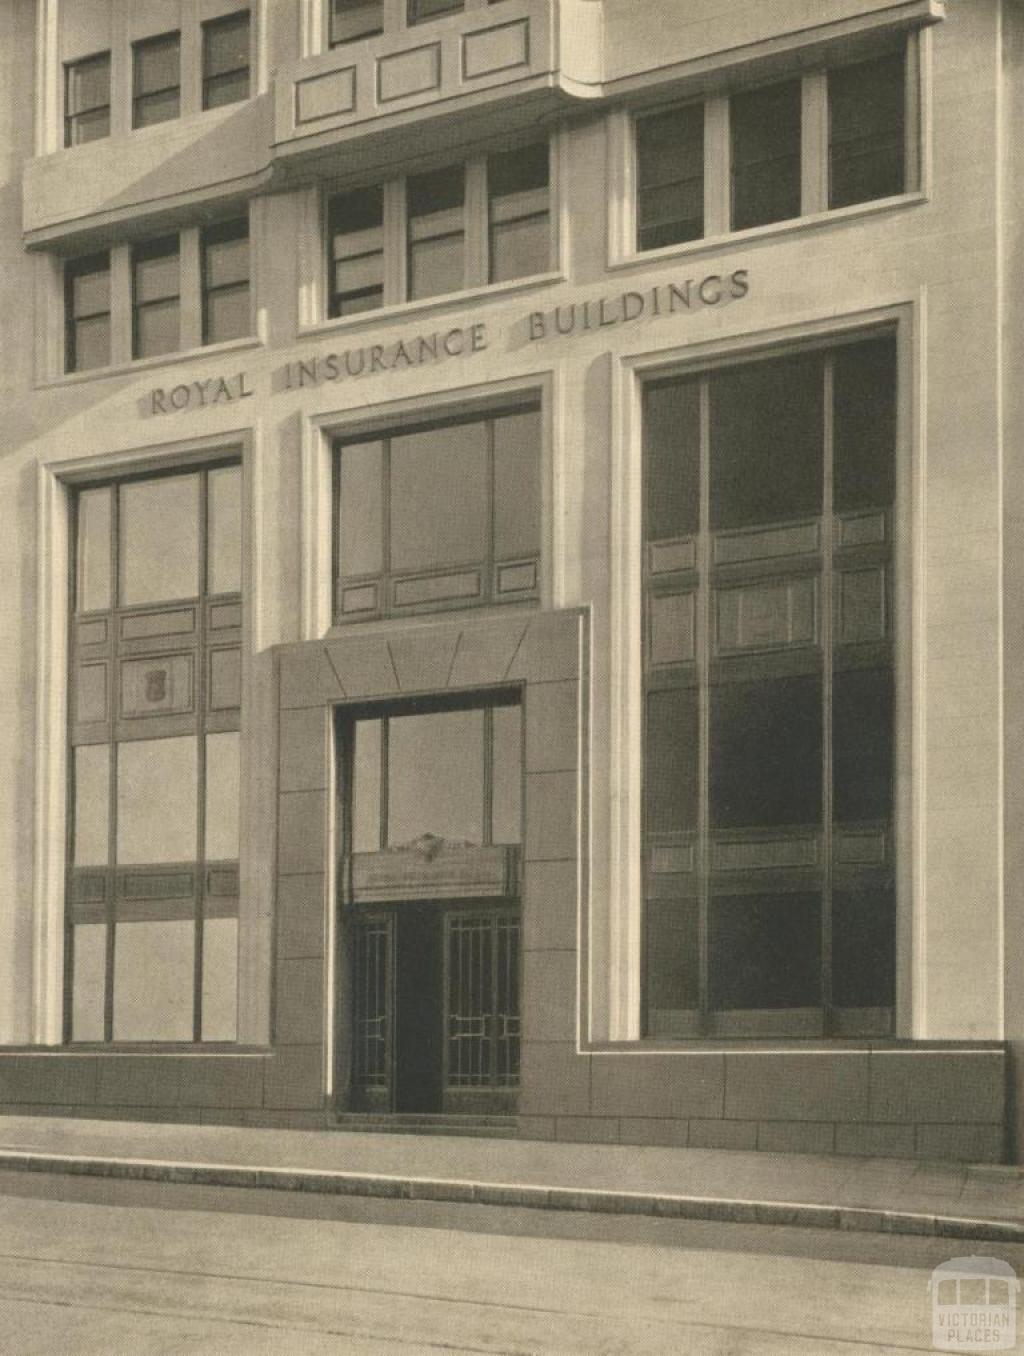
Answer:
[[0, 1171, 1019, 1354]]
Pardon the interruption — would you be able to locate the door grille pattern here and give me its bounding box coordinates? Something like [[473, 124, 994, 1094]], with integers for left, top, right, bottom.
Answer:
[[447, 912, 520, 1088], [352, 918, 389, 1087]]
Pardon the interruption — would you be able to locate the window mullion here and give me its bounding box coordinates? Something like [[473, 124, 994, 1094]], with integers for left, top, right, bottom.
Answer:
[[179, 0, 203, 118], [194, 469, 209, 1042], [464, 156, 488, 290], [104, 484, 121, 1044], [801, 71, 829, 217], [109, 245, 133, 368], [904, 29, 921, 193], [384, 178, 407, 305], [821, 356, 836, 1033], [703, 96, 730, 239], [697, 377, 712, 1032], [180, 226, 202, 352]]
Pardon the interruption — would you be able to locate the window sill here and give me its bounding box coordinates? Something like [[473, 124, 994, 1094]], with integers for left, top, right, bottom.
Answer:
[[608, 191, 928, 274], [586, 1037, 1005, 1055], [299, 270, 564, 341], [37, 335, 264, 392], [0, 1045, 272, 1057]]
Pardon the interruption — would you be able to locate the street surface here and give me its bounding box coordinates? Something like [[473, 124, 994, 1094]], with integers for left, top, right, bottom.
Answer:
[[0, 1170, 1019, 1354]]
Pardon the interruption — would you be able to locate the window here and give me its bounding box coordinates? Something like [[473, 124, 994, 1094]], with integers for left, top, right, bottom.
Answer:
[[67, 463, 243, 1043], [132, 237, 180, 359], [133, 31, 181, 129], [334, 402, 541, 621], [64, 52, 110, 147], [642, 335, 897, 1039], [634, 41, 915, 252], [330, 0, 384, 45], [65, 253, 111, 373], [202, 219, 250, 344], [202, 10, 251, 110], [408, 0, 464, 23], [325, 142, 550, 315]]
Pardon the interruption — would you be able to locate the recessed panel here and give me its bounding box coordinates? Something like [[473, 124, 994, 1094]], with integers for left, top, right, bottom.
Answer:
[[296, 66, 355, 123], [209, 648, 241, 711], [377, 43, 441, 103], [76, 662, 108, 724], [462, 18, 529, 80], [650, 592, 695, 666], [120, 654, 193, 719], [717, 577, 817, 653], [393, 571, 481, 607]]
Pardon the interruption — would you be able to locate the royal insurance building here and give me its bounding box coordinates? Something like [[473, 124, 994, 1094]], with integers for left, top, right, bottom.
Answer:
[[0, 0, 1019, 1164]]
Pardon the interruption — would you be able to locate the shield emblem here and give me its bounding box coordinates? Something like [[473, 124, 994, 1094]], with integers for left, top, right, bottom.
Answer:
[[145, 668, 168, 704]]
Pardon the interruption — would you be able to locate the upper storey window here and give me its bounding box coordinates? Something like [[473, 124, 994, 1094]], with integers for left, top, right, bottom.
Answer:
[[202, 11, 251, 110], [327, 141, 551, 318], [409, 0, 464, 22], [330, 0, 385, 45], [64, 52, 110, 147], [634, 43, 912, 253], [65, 254, 111, 373], [132, 32, 181, 130]]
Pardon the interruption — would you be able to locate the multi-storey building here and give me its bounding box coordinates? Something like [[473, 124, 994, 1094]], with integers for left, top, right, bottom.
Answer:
[[0, 0, 1018, 1162]]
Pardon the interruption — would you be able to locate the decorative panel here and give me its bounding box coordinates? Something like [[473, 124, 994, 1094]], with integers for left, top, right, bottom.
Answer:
[[393, 571, 482, 607], [351, 844, 516, 902], [209, 602, 242, 631], [377, 44, 441, 103], [650, 592, 696, 665], [120, 607, 196, 641], [835, 829, 888, 865], [76, 663, 108, 724], [462, 19, 530, 80], [649, 538, 696, 575], [117, 868, 195, 901], [209, 647, 242, 711], [341, 583, 379, 615], [716, 577, 817, 654], [713, 835, 820, 871], [120, 654, 194, 719], [714, 520, 819, 564], [649, 842, 696, 875], [296, 67, 356, 124], [77, 618, 108, 647], [497, 561, 537, 595], [838, 568, 886, 643], [836, 511, 886, 548]]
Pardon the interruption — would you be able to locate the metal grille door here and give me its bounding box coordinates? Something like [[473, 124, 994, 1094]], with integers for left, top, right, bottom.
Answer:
[[352, 917, 390, 1090], [446, 912, 520, 1089]]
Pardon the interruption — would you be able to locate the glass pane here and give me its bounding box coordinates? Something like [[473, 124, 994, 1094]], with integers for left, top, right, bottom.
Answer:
[[76, 487, 112, 612], [834, 337, 897, 512], [731, 80, 802, 230], [335, 253, 384, 295], [113, 919, 194, 1041], [490, 142, 547, 199], [709, 893, 822, 1009], [331, 0, 384, 43], [637, 104, 704, 248], [205, 69, 250, 108], [645, 378, 700, 541], [69, 107, 110, 144], [491, 704, 522, 844], [204, 285, 250, 343], [74, 743, 110, 866], [204, 12, 250, 76], [207, 465, 242, 595], [339, 441, 384, 578], [352, 718, 382, 852], [645, 898, 699, 1018], [638, 180, 704, 252], [134, 88, 180, 127], [205, 227, 249, 288], [494, 409, 540, 560], [833, 888, 895, 1009], [710, 353, 823, 530], [334, 282, 383, 317], [206, 731, 240, 860], [490, 215, 548, 283], [116, 736, 198, 864], [710, 675, 822, 829], [202, 916, 238, 1041], [134, 34, 180, 95], [646, 687, 698, 834], [135, 298, 180, 358], [134, 246, 179, 304], [387, 709, 485, 846], [409, 0, 463, 21], [120, 473, 199, 605], [409, 234, 464, 300], [71, 263, 109, 317], [73, 314, 111, 372], [71, 924, 106, 1042], [390, 421, 487, 573], [68, 54, 109, 113], [829, 52, 905, 209], [833, 667, 893, 823]]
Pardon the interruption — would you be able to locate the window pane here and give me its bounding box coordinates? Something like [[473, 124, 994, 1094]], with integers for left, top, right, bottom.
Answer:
[[494, 409, 541, 560], [205, 226, 249, 288], [491, 216, 548, 284], [408, 165, 464, 299], [208, 465, 242, 595], [69, 106, 110, 144], [637, 104, 704, 249], [204, 286, 250, 343], [331, 0, 384, 43], [74, 743, 110, 866], [120, 474, 200, 605], [204, 12, 250, 77], [202, 916, 238, 1041], [710, 893, 822, 1009], [73, 315, 111, 371], [829, 51, 905, 209], [135, 88, 181, 127], [390, 421, 487, 572], [644, 378, 700, 541], [491, 704, 522, 844], [833, 888, 895, 1009], [339, 440, 384, 578], [113, 919, 194, 1041], [409, 234, 464, 300], [205, 69, 250, 108], [134, 33, 180, 95], [135, 298, 180, 358], [833, 667, 893, 823], [206, 731, 240, 860], [490, 142, 547, 198], [731, 80, 802, 230], [71, 923, 106, 1042], [387, 709, 485, 846], [352, 718, 382, 852], [409, 0, 463, 21], [646, 687, 698, 834], [645, 898, 699, 1017], [71, 264, 109, 317], [116, 736, 198, 864], [68, 54, 110, 113], [710, 675, 822, 829], [76, 487, 112, 612], [134, 245, 179, 304], [834, 337, 897, 512], [709, 353, 823, 530]]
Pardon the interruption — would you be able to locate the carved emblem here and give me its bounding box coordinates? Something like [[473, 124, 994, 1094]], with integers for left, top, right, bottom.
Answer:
[[145, 668, 168, 704]]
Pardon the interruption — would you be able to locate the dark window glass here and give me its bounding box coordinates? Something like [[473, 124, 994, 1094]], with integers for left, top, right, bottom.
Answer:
[[390, 421, 488, 572], [65, 253, 111, 373], [731, 80, 802, 231], [328, 186, 384, 316], [132, 32, 180, 129], [202, 218, 250, 344], [407, 164, 465, 300], [330, 0, 384, 44], [829, 51, 906, 210], [132, 236, 180, 359], [709, 353, 823, 530], [646, 688, 699, 835], [832, 888, 895, 1009], [65, 52, 110, 147], [834, 336, 897, 512], [645, 898, 699, 1017], [636, 103, 704, 251], [408, 0, 464, 23], [488, 143, 549, 283], [833, 667, 893, 823], [710, 894, 822, 1009], [202, 10, 250, 110], [644, 378, 700, 541], [710, 675, 823, 830]]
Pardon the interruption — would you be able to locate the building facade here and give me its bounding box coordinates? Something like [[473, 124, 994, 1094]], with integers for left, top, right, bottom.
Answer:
[[0, 0, 1019, 1161]]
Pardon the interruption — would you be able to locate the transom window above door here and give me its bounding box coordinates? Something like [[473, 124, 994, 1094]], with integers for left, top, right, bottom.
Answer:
[[333, 401, 541, 622]]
